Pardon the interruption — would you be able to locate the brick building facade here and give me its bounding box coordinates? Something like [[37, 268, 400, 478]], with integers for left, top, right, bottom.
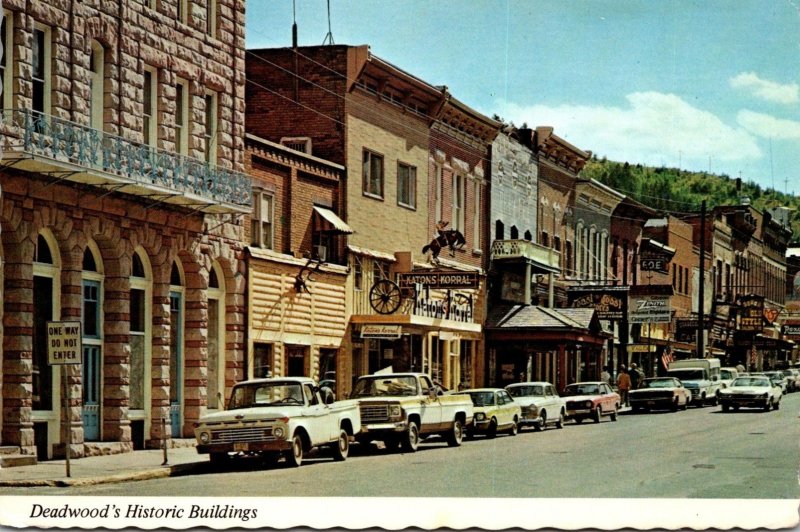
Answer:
[[0, 0, 249, 459]]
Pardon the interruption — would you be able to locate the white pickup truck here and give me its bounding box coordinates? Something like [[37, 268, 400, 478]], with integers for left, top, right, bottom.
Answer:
[[194, 377, 361, 467], [351, 372, 474, 452]]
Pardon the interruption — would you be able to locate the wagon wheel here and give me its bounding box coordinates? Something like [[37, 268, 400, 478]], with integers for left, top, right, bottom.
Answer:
[[369, 279, 402, 314]]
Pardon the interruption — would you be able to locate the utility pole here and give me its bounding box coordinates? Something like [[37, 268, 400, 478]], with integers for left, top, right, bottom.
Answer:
[[697, 200, 706, 359]]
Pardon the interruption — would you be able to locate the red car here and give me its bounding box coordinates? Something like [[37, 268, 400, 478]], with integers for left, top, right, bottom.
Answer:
[[562, 381, 621, 423]]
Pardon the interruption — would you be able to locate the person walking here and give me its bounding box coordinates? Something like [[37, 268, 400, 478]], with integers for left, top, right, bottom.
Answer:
[[600, 366, 611, 385], [630, 363, 641, 390], [617, 365, 631, 406]]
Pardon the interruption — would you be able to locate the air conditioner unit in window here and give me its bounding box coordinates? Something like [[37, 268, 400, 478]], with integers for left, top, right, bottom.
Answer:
[[313, 245, 327, 262]]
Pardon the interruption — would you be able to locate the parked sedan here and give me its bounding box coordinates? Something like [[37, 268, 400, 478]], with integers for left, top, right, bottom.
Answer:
[[762, 371, 789, 394], [629, 377, 691, 412], [464, 388, 521, 438], [718, 376, 783, 412], [562, 382, 620, 423], [505, 381, 566, 431]]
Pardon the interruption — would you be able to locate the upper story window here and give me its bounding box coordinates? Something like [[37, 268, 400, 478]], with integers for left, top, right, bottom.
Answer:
[[143, 68, 157, 147], [397, 162, 416, 209], [175, 79, 188, 155], [362, 149, 384, 199], [434, 164, 443, 223], [251, 189, 274, 250], [472, 180, 481, 248], [204, 91, 217, 164], [1, 11, 12, 109], [177, 0, 188, 24], [206, 0, 217, 36], [89, 42, 104, 131], [353, 255, 363, 291], [32, 25, 51, 115], [372, 260, 389, 282], [452, 174, 465, 232]]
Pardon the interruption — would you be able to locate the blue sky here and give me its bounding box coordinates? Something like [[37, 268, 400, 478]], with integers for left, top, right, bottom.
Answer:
[[246, 1, 800, 195]]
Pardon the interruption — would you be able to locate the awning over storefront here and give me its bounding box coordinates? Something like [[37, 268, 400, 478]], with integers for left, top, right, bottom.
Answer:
[[313, 205, 353, 234], [485, 304, 610, 345]]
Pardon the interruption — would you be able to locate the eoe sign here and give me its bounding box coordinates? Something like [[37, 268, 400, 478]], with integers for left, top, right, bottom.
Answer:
[[47, 321, 82, 365]]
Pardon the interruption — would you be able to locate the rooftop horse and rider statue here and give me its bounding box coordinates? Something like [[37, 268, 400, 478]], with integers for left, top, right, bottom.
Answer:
[[422, 220, 466, 264]]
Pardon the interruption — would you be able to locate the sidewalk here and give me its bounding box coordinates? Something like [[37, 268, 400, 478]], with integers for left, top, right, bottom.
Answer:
[[0, 444, 207, 488]]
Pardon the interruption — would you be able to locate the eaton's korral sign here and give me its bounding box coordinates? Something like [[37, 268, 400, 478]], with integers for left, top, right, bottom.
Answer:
[[47, 321, 82, 365]]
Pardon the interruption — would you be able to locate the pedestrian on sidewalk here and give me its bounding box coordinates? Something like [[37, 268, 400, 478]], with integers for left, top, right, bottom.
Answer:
[[600, 366, 611, 385], [630, 363, 642, 389], [617, 365, 631, 406]]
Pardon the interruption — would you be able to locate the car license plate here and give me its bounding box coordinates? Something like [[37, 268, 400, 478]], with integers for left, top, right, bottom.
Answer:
[[647, 400, 656, 405], [234, 442, 249, 452]]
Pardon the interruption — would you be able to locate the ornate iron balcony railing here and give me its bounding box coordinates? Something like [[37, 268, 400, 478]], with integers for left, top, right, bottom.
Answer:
[[0, 108, 251, 211]]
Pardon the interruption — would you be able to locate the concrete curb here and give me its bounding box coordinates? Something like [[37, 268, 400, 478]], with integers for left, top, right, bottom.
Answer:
[[0, 461, 206, 488]]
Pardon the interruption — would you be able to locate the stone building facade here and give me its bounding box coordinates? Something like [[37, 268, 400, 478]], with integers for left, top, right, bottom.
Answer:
[[0, 0, 249, 459]]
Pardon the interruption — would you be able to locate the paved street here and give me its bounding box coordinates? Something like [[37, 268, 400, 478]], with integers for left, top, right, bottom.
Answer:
[[3, 393, 798, 499]]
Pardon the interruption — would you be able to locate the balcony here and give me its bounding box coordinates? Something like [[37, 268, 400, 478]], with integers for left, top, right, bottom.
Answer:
[[0, 109, 251, 213], [490, 239, 561, 273]]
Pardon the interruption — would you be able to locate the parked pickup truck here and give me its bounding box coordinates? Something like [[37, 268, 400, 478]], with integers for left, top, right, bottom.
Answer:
[[350, 372, 473, 452], [194, 377, 361, 467]]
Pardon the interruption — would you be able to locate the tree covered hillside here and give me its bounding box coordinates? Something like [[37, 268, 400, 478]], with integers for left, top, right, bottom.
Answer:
[[581, 157, 800, 243]]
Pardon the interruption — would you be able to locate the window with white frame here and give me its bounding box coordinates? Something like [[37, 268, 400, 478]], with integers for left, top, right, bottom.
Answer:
[[472, 180, 481, 249], [175, 79, 188, 155], [434, 164, 443, 223], [397, 162, 416, 209], [452, 173, 465, 232], [362, 149, 384, 198], [353, 255, 363, 291], [251, 190, 274, 249], [32, 25, 51, 115], [1, 10, 12, 110], [143, 68, 157, 146], [204, 91, 217, 164]]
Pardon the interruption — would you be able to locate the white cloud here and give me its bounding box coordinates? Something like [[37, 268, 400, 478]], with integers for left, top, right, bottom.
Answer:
[[730, 72, 799, 105], [737, 110, 800, 140], [497, 92, 762, 171]]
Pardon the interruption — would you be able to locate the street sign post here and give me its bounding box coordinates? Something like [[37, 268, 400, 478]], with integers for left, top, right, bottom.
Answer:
[[47, 321, 82, 478]]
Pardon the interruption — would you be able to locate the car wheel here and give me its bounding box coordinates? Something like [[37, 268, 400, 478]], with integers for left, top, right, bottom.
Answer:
[[670, 398, 679, 412], [721, 403, 729, 412], [555, 411, 565, 429], [401, 422, 420, 452], [508, 417, 519, 436], [534, 411, 546, 431], [773, 399, 780, 411], [610, 407, 618, 421], [592, 407, 601, 423], [487, 418, 498, 439], [763, 398, 772, 412], [286, 432, 304, 467], [446, 419, 464, 447], [331, 429, 349, 461]]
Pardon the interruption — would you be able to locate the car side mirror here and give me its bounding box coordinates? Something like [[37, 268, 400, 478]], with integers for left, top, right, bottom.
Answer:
[[428, 387, 438, 401]]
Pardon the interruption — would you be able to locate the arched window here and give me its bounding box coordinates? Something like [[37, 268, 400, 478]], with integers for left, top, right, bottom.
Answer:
[[510, 226, 519, 240], [89, 41, 105, 131], [495, 220, 504, 241], [207, 262, 225, 409], [81, 241, 104, 441], [33, 231, 60, 412], [129, 248, 152, 445], [168, 259, 185, 437]]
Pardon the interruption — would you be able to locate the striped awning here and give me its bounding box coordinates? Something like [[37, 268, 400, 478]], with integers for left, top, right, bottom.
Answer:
[[313, 206, 353, 234]]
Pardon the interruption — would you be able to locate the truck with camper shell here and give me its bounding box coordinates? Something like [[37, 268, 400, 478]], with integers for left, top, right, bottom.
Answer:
[[666, 358, 722, 406]]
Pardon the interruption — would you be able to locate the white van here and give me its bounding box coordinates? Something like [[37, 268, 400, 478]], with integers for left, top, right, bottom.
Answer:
[[667, 358, 722, 406]]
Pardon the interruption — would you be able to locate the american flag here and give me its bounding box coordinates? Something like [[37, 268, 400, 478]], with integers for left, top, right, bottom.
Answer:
[[661, 348, 674, 370]]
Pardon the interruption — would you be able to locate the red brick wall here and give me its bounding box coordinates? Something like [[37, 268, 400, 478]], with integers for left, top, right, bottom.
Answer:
[[246, 46, 351, 165]]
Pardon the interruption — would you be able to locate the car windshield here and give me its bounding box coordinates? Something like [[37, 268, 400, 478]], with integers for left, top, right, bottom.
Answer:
[[668, 369, 704, 380], [731, 377, 770, 387], [228, 382, 304, 409], [720, 369, 736, 380], [467, 392, 495, 407], [351, 376, 419, 397], [506, 385, 544, 397], [563, 384, 599, 396], [641, 378, 675, 389]]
